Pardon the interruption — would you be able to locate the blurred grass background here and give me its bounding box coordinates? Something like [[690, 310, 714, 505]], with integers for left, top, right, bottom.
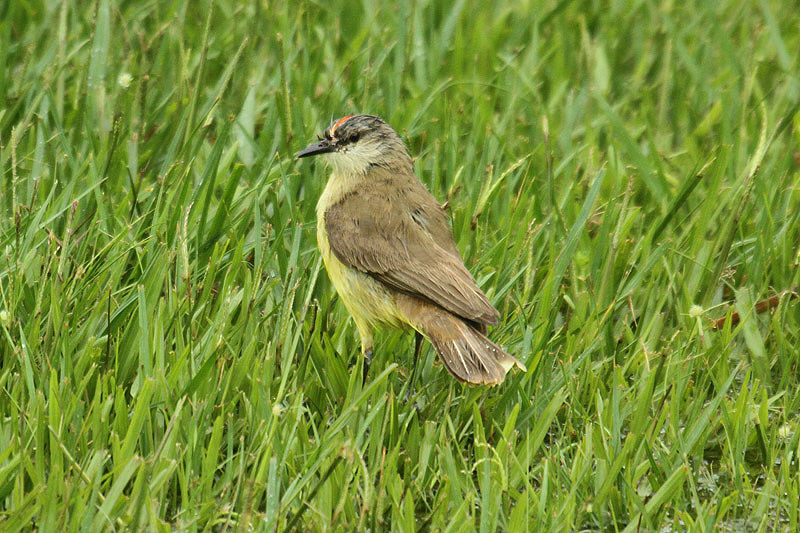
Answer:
[[1, 0, 799, 530]]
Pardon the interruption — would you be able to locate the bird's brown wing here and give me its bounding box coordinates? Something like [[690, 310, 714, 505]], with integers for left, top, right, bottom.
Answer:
[[324, 170, 500, 326]]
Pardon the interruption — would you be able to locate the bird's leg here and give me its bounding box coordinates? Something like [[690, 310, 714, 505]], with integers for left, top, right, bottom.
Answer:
[[404, 331, 424, 403], [362, 348, 373, 385], [357, 325, 375, 386]]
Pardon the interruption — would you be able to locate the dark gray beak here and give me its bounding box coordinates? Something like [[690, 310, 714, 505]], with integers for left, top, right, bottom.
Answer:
[[296, 140, 335, 159]]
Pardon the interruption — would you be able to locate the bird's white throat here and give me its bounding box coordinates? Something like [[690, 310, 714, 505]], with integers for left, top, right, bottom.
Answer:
[[324, 143, 383, 177]]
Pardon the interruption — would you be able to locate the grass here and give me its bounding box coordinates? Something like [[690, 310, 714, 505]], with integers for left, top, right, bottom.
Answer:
[[1, 0, 799, 530]]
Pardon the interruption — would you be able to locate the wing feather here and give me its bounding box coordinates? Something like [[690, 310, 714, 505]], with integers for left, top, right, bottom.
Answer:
[[324, 171, 499, 325]]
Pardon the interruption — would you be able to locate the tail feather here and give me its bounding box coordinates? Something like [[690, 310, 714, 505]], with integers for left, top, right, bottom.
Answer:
[[427, 319, 525, 385], [396, 294, 525, 385]]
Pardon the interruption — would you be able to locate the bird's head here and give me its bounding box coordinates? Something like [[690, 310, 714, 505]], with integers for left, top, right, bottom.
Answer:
[[297, 114, 412, 175]]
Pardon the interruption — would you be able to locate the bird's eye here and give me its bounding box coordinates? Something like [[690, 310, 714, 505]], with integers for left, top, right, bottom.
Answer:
[[349, 132, 360, 143]]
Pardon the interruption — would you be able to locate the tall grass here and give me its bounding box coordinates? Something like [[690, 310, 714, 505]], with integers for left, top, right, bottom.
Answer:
[[1, 0, 799, 530]]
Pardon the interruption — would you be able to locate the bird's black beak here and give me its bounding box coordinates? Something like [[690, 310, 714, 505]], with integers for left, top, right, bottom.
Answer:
[[296, 140, 335, 159]]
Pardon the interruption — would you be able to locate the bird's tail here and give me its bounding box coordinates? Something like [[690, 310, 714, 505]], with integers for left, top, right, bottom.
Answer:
[[403, 300, 526, 385]]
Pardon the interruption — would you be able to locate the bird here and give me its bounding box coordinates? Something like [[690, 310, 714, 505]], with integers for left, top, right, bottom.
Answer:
[[296, 114, 526, 388]]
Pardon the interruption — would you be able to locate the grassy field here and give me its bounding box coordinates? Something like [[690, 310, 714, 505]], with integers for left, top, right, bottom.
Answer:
[[2, 0, 799, 530]]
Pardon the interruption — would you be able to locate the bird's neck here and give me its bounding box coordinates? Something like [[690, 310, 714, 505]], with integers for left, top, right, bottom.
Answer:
[[316, 168, 364, 221], [316, 157, 415, 220]]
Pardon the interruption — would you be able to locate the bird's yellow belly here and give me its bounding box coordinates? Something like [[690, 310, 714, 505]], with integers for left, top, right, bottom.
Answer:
[[316, 222, 405, 332]]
